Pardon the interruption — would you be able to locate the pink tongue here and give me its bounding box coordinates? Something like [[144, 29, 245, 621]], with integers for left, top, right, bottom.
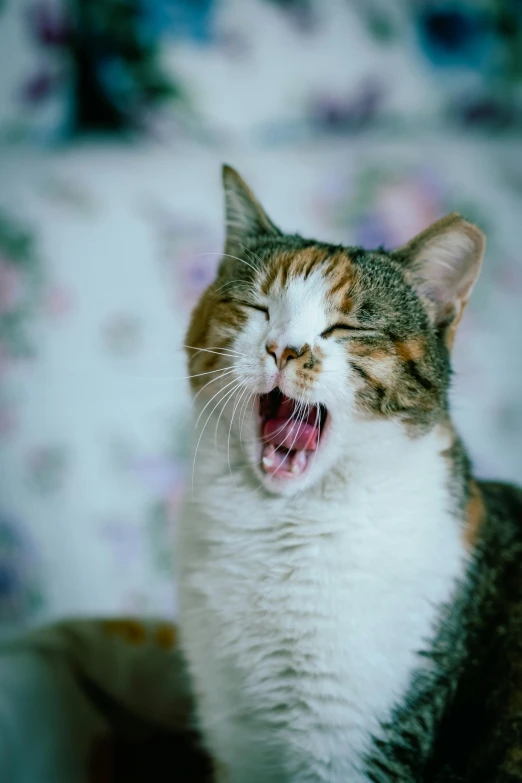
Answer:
[[261, 395, 321, 478], [263, 418, 319, 452]]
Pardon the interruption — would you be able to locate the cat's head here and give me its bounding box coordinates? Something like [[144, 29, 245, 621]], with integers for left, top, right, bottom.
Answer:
[[185, 166, 485, 495]]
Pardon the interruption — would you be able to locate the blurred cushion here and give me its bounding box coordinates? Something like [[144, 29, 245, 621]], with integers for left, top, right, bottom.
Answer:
[[0, 618, 209, 783]]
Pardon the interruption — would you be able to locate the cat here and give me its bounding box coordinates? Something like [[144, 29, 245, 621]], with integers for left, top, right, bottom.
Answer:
[[177, 165, 522, 783]]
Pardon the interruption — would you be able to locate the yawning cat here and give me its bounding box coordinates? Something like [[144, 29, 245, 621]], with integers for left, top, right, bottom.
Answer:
[[177, 166, 522, 782]]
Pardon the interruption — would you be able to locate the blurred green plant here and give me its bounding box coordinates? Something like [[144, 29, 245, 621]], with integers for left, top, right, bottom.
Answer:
[[71, 0, 184, 132]]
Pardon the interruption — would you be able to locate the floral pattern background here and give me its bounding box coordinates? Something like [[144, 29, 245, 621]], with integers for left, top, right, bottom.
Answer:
[[2, 0, 522, 141], [0, 0, 521, 632]]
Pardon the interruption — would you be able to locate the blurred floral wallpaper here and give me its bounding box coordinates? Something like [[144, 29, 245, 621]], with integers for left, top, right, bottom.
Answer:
[[0, 0, 522, 632], [2, 0, 522, 141]]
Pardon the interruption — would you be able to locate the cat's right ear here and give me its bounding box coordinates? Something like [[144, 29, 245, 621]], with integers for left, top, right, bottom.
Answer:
[[222, 165, 281, 256], [391, 213, 485, 348]]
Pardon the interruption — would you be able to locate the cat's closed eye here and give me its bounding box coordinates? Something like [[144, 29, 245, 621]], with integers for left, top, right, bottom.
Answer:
[[221, 297, 270, 319], [320, 323, 372, 338], [239, 302, 270, 320]]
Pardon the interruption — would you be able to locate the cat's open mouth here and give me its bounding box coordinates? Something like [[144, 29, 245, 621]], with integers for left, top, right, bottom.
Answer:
[[258, 389, 328, 479]]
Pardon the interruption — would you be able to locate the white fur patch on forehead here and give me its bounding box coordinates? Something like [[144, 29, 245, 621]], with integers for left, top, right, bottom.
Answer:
[[268, 270, 329, 347]]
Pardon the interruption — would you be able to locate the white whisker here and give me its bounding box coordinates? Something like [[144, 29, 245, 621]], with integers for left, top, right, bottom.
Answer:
[[192, 369, 243, 404], [191, 380, 244, 495], [242, 246, 264, 267], [212, 279, 255, 298], [227, 385, 250, 476], [214, 381, 248, 450], [308, 403, 322, 477], [189, 251, 258, 275], [239, 391, 256, 453], [195, 376, 241, 428], [177, 364, 253, 382], [183, 344, 245, 359]]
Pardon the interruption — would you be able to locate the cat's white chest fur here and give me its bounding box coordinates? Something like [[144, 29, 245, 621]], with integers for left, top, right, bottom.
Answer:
[[178, 426, 466, 783]]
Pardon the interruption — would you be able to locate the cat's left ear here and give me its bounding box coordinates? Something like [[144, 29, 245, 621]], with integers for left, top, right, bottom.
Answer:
[[222, 165, 282, 256], [392, 213, 485, 347]]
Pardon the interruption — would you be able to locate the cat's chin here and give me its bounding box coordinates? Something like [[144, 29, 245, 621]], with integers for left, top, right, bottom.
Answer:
[[256, 388, 330, 491]]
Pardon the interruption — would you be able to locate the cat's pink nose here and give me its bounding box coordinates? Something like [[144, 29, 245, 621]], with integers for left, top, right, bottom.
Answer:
[[266, 342, 301, 370]]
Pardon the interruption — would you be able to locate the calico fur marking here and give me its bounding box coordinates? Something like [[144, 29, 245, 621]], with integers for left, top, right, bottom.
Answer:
[[463, 481, 486, 550]]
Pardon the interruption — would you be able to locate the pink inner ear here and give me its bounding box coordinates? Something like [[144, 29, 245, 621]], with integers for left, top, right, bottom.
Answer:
[[418, 283, 446, 304], [415, 230, 482, 308]]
